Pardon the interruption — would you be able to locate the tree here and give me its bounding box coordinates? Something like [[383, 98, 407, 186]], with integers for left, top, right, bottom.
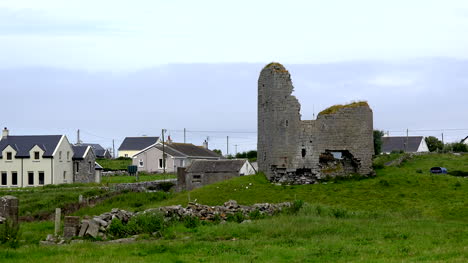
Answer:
[[212, 149, 222, 155], [373, 130, 384, 155], [452, 142, 468, 152], [425, 136, 444, 152]]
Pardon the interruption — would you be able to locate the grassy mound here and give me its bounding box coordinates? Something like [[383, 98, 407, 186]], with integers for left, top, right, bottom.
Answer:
[[318, 101, 369, 115]]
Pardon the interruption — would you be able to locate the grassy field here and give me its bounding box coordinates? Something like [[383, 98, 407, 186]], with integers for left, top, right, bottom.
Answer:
[[96, 158, 132, 171], [1, 153, 467, 262], [101, 173, 176, 184]]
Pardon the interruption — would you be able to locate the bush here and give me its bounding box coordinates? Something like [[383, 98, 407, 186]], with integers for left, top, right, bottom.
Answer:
[[331, 208, 350, 219], [227, 212, 245, 223], [183, 216, 201, 229], [0, 220, 20, 248], [108, 212, 166, 238], [287, 200, 304, 214], [248, 209, 265, 220]]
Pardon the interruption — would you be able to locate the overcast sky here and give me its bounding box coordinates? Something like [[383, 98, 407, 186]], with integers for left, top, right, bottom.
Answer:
[[1, 1, 468, 153]]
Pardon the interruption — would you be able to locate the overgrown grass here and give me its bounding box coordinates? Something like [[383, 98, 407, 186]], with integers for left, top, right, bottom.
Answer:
[[96, 158, 132, 171], [1, 153, 467, 262], [101, 173, 176, 184]]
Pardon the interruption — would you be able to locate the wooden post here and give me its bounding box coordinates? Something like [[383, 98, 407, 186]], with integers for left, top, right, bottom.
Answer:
[[54, 208, 61, 236]]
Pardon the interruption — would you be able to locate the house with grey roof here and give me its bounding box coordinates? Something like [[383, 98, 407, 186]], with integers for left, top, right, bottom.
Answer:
[[178, 159, 256, 191], [0, 128, 74, 187], [80, 143, 112, 159], [118, 136, 160, 158], [382, 136, 429, 154], [132, 142, 221, 173], [72, 145, 101, 183]]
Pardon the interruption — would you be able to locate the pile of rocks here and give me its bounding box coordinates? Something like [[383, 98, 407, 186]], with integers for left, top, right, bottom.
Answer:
[[78, 208, 134, 239], [49, 200, 291, 242], [157, 200, 291, 221]]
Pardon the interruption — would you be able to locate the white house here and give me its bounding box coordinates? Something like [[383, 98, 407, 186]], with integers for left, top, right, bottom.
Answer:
[[381, 136, 429, 154], [132, 142, 222, 173], [0, 128, 74, 187]]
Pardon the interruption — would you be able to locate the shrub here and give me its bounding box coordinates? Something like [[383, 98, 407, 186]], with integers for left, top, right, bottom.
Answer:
[[331, 208, 350, 219], [0, 220, 20, 248], [248, 209, 264, 220], [108, 218, 129, 238], [227, 212, 245, 223], [183, 216, 200, 229], [287, 200, 304, 214], [108, 212, 166, 238]]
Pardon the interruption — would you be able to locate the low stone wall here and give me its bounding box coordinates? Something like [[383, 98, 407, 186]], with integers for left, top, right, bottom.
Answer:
[[0, 195, 19, 226], [56, 200, 291, 241], [102, 171, 129, 176], [110, 179, 177, 192]]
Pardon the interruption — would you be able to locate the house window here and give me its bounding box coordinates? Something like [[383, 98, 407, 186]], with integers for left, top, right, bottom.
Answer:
[[158, 158, 166, 169], [192, 174, 202, 183], [39, 172, 45, 185], [28, 172, 34, 185], [75, 162, 79, 173], [67, 151, 70, 161], [12, 172, 17, 186], [139, 159, 144, 167], [124, 154, 128, 157], [34, 151, 40, 160], [6, 152, 12, 160], [1, 172, 6, 185], [59, 151, 62, 161]]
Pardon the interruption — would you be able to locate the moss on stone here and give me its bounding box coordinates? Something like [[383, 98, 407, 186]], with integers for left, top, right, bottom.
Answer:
[[263, 62, 289, 73], [318, 101, 369, 116]]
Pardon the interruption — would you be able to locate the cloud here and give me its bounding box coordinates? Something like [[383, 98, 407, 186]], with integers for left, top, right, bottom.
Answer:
[[0, 8, 130, 36]]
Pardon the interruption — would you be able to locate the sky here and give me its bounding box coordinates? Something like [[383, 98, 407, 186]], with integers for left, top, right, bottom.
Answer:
[[1, 0, 468, 154]]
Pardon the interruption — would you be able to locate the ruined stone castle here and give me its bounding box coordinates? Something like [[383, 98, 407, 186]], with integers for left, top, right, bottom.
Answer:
[[258, 63, 374, 184]]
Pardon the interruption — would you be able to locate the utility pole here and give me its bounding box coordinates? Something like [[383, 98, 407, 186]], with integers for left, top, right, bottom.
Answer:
[[442, 132, 444, 144], [234, 144, 238, 156], [184, 128, 186, 143], [162, 129, 166, 174], [226, 136, 229, 157], [112, 139, 115, 159]]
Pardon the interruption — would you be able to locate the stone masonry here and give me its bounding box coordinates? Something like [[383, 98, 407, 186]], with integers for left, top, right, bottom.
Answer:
[[258, 63, 374, 184], [0, 195, 19, 226]]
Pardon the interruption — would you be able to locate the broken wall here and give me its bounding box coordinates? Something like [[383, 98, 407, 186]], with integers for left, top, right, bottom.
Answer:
[[258, 63, 374, 184]]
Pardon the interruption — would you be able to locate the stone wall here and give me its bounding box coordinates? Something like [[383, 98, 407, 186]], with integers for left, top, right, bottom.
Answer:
[[110, 179, 177, 192], [0, 195, 18, 225], [73, 150, 97, 183], [258, 63, 374, 184]]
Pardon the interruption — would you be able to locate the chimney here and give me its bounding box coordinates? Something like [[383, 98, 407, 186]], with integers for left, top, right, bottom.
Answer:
[[167, 136, 172, 144], [2, 127, 9, 139], [203, 140, 208, 149]]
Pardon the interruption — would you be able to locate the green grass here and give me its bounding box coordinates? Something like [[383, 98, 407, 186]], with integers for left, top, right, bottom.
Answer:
[[96, 158, 132, 171], [101, 173, 176, 184], [2, 153, 467, 262]]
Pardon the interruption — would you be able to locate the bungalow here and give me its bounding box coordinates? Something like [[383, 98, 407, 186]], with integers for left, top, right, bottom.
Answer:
[[178, 159, 256, 191], [382, 136, 429, 154], [0, 128, 74, 187], [80, 143, 112, 159], [132, 142, 221, 173], [118, 136, 159, 158], [72, 145, 101, 183]]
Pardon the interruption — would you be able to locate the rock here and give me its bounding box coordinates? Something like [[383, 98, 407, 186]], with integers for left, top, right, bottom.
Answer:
[[46, 234, 55, 242], [93, 217, 108, 227], [86, 219, 100, 238], [78, 221, 89, 237]]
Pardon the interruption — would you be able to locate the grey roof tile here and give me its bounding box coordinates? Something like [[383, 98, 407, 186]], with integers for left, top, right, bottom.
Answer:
[[118, 137, 159, 151], [0, 135, 62, 158], [382, 136, 424, 153]]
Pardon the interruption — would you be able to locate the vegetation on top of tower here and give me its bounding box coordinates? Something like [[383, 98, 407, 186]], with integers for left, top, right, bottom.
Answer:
[[318, 101, 369, 116], [263, 62, 289, 73]]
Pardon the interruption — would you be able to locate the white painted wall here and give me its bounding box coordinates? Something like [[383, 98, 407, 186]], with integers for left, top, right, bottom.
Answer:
[[52, 136, 74, 184], [239, 161, 256, 175], [417, 138, 430, 152]]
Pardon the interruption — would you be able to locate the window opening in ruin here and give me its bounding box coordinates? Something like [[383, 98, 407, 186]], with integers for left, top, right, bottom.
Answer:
[[263, 152, 266, 161], [301, 148, 306, 158], [193, 175, 201, 179], [331, 152, 343, 159], [285, 120, 288, 127]]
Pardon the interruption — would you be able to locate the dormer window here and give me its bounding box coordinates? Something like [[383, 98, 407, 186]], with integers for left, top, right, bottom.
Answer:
[[6, 152, 12, 160], [34, 151, 40, 160]]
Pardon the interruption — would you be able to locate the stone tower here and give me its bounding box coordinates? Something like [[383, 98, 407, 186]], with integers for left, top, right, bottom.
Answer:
[[258, 62, 374, 184]]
